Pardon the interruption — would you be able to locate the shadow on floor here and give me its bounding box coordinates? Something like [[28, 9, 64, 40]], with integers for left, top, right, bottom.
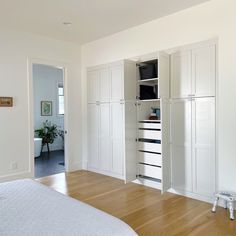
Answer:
[[35, 150, 65, 178]]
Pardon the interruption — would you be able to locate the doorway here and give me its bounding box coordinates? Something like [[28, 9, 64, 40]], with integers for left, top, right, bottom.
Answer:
[[32, 63, 67, 178]]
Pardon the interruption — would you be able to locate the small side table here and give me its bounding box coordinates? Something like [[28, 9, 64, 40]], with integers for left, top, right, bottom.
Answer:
[[212, 191, 235, 220]]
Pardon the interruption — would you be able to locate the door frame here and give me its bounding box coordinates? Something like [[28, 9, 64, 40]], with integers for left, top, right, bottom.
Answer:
[[27, 58, 69, 176]]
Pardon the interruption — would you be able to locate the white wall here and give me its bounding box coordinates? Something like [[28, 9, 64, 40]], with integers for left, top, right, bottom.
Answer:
[[81, 0, 236, 192], [0, 29, 82, 182], [33, 64, 64, 151]]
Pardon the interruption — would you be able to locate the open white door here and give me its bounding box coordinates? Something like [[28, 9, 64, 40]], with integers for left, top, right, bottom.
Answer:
[[124, 101, 137, 183], [158, 51, 171, 193], [161, 99, 171, 192], [158, 51, 170, 99]]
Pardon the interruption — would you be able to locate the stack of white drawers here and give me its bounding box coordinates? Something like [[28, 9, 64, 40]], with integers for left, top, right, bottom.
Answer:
[[138, 121, 162, 181]]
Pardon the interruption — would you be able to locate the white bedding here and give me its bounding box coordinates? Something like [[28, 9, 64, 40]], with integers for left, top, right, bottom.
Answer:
[[0, 179, 137, 236]]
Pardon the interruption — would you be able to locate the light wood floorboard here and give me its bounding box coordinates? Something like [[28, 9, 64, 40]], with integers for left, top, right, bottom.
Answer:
[[37, 170, 236, 236]]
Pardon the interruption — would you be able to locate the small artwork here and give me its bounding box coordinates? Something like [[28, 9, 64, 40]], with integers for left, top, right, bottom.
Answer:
[[0, 97, 13, 107], [41, 101, 52, 116]]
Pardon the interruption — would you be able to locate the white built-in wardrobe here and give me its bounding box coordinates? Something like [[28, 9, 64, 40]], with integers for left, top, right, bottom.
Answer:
[[87, 54, 171, 192], [87, 39, 217, 201]]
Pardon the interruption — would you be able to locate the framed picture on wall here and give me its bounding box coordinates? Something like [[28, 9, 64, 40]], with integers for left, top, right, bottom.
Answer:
[[0, 97, 13, 107], [41, 101, 52, 116]]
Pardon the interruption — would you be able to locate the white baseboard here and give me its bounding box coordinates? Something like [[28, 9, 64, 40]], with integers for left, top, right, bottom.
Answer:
[[168, 188, 236, 210], [168, 188, 213, 204], [87, 167, 124, 180], [0, 170, 33, 183], [66, 161, 82, 172], [133, 178, 162, 190]]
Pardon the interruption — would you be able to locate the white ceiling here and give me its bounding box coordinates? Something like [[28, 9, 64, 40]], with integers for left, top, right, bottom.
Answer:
[[0, 0, 209, 44]]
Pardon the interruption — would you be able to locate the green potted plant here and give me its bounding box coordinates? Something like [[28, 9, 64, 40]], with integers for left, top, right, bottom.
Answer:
[[35, 120, 58, 154]]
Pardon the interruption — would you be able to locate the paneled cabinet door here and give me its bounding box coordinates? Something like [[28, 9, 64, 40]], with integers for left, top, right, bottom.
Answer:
[[100, 68, 110, 102], [192, 97, 215, 196], [171, 51, 192, 99], [161, 99, 171, 192], [124, 101, 137, 183], [170, 99, 193, 192], [100, 103, 111, 172], [192, 45, 216, 97], [87, 70, 100, 104], [110, 64, 124, 102], [111, 103, 124, 176], [87, 104, 100, 170], [159, 52, 170, 99]]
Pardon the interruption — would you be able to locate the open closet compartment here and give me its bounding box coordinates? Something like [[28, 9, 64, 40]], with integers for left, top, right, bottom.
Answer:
[[137, 101, 162, 188], [125, 51, 171, 192], [137, 59, 159, 101]]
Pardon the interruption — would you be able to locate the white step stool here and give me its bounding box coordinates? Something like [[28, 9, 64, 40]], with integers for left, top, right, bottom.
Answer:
[[212, 191, 235, 220]]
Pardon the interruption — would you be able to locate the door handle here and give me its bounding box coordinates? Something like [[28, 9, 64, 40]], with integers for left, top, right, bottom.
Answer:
[[64, 130, 68, 134]]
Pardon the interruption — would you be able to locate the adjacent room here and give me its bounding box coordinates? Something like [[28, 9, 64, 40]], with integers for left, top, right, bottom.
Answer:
[[33, 64, 65, 178], [0, 0, 236, 235]]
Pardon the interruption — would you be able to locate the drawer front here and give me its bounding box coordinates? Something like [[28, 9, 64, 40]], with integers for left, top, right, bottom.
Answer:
[[139, 142, 162, 153], [139, 152, 162, 166], [139, 164, 162, 179], [139, 123, 161, 130], [139, 129, 161, 140]]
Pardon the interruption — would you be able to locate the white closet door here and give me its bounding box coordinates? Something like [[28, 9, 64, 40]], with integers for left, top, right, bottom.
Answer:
[[87, 70, 100, 104], [111, 102, 124, 176], [124, 101, 137, 183], [159, 52, 170, 99], [100, 103, 111, 172], [170, 99, 192, 192], [87, 104, 100, 170], [171, 51, 192, 99], [161, 99, 171, 192], [192, 97, 215, 196], [100, 68, 110, 102], [110, 64, 124, 102], [124, 61, 137, 101], [192, 45, 216, 97]]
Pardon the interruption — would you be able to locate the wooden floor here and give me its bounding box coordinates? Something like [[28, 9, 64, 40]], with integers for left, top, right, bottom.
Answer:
[[37, 170, 236, 236]]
